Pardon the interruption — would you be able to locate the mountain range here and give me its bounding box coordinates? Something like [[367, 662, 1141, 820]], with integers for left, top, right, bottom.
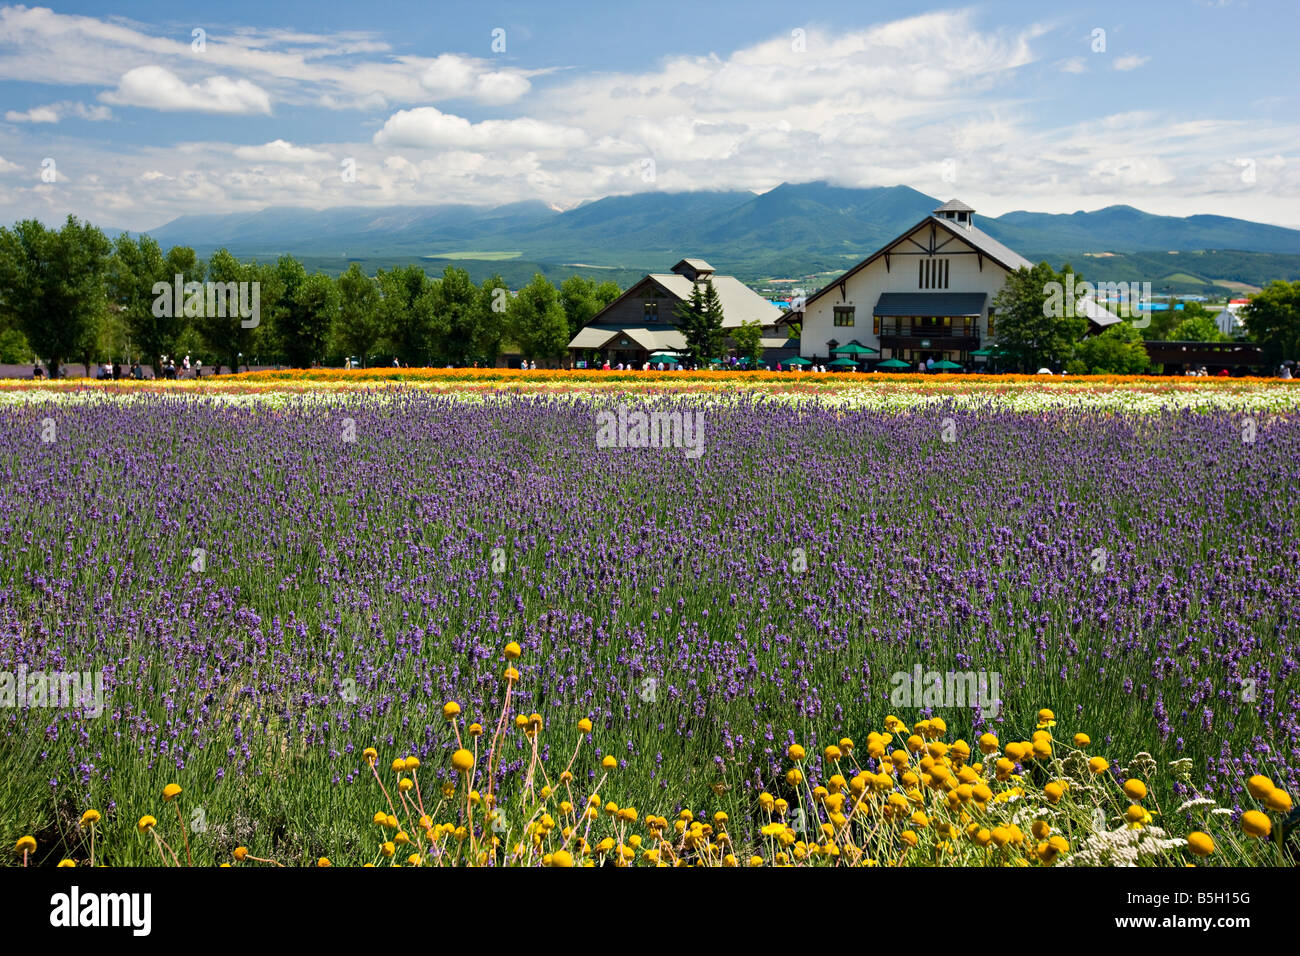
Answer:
[[141, 181, 1300, 283]]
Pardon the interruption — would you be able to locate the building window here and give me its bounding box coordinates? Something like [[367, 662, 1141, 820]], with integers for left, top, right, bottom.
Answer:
[[873, 314, 881, 336], [919, 258, 950, 289], [987, 309, 995, 338], [833, 306, 855, 327], [644, 301, 658, 320]]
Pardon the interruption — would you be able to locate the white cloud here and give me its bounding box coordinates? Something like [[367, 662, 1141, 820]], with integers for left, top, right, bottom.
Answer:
[[373, 107, 586, 149], [1113, 54, 1149, 71], [0, 155, 20, 173], [233, 140, 333, 163], [420, 54, 531, 104], [1058, 57, 1087, 74], [101, 65, 272, 114], [5, 100, 111, 123]]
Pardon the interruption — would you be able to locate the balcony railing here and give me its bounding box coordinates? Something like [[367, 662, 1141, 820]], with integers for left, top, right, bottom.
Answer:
[[878, 318, 980, 339]]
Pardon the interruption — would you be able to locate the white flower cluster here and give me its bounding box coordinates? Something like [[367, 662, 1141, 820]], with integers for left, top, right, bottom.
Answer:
[[1060, 823, 1187, 866]]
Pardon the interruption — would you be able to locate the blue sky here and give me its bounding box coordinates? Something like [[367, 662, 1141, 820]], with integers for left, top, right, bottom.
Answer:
[[0, 1, 1295, 231]]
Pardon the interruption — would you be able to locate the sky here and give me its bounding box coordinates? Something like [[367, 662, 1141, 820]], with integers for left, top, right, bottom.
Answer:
[[0, 0, 1295, 232]]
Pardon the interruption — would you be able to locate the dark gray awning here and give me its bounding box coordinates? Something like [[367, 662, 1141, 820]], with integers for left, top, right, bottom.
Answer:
[[873, 292, 988, 317]]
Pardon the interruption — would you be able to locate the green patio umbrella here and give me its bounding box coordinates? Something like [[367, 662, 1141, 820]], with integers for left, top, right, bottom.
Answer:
[[831, 342, 879, 356], [783, 356, 813, 366], [828, 357, 860, 368], [931, 360, 963, 370], [649, 352, 682, 363], [876, 358, 911, 370], [970, 348, 994, 357]]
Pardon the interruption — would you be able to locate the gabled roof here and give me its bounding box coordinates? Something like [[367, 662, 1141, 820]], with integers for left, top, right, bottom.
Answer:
[[787, 214, 1035, 317], [648, 273, 782, 328], [671, 258, 714, 275], [934, 199, 975, 213]]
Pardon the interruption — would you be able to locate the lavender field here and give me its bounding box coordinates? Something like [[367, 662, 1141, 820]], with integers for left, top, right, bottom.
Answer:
[[2, 391, 1298, 865]]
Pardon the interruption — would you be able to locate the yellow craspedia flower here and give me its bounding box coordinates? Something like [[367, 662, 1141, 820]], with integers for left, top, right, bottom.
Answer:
[[785, 769, 803, 786], [504, 666, 520, 682], [1187, 832, 1214, 857], [504, 641, 522, 660], [451, 748, 475, 773], [1263, 789, 1292, 813], [317, 857, 332, 867], [57, 859, 76, 867], [550, 849, 574, 868], [162, 783, 182, 801], [839, 737, 854, 753], [748, 855, 764, 867], [398, 777, 414, 793], [233, 846, 248, 861], [1241, 810, 1271, 838], [1073, 733, 1091, 747], [468, 723, 483, 736], [1044, 781, 1064, 804], [406, 854, 422, 867], [1123, 779, 1147, 801], [978, 733, 999, 755], [15, 835, 36, 854], [80, 809, 101, 827], [578, 717, 593, 734], [601, 755, 618, 770], [900, 830, 919, 848], [380, 841, 395, 858], [137, 816, 157, 833], [362, 747, 378, 765], [1245, 775, 1274, 800], [1036, 708, 1056, 728], [405, 756, 420, 771], [1032, 819, 1051, 840], [391, 758, 406, 773], [514, 714, 529, 730], [787, 744, 806, 761], [1089, 756, 1109, 774], [442, 701, 461, 720], [758, 792, 775, 812]]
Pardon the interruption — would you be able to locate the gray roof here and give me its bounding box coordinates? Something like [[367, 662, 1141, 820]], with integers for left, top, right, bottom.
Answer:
[[567, 325, 688, 351], [1075, 297, 1122, 328], [649, 273, 782, 327], [944, 218, 1034, 271], [873, 292, 988, 317], [672, 258, 714, 274], [934, 199, 975, 213]]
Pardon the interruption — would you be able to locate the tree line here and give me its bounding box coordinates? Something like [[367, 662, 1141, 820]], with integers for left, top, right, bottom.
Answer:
[[992, 261, 1300, 373], [0, 215, 624, 376]]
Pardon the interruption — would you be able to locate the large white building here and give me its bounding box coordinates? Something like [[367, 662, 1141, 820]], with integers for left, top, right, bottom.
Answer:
[[784, 200, 1120, 366]]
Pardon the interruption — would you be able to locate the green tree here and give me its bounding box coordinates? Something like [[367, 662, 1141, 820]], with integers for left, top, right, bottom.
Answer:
[[991, 262, 1088, 372], [333, 263, 383, 366], [196, 249, 265, 373], [0, 327, 29, 363], [1167, 313, 1229, 343], [731, 319, 764, 368], [428, 266, 481, 366], [0, 216, 110, 379], [376, 265, 433, 366], [1241, 280, 1300, 366], [675, 278, 726, 363], [107, 233, 201, 373], [1067, 321, 1153, 374], [475, 274, 510, 366], [559, 275, 623, 340], [508, 273, 568, 363], [287, 272, 339, 367]]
